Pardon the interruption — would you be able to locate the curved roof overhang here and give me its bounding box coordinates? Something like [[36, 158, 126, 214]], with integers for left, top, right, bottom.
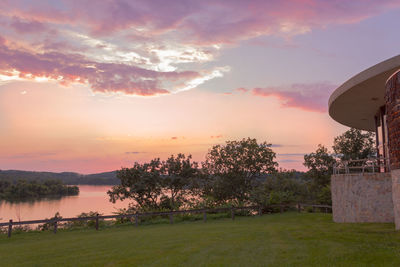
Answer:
[[329, 55, 400, 131]]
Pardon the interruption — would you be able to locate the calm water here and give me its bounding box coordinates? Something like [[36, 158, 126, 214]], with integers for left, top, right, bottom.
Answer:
[[0, 185, 130, 223]]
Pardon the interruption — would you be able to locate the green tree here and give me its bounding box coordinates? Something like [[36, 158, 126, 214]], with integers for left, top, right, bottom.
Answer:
[[202, 138, 278, 204], [160, 154, 199, 210], [303, 145, 336, 204], [332, 128, 376, 161], [304, 145, 336, 181], [108, 159, 163, 211], [250, 170, 308, 206]]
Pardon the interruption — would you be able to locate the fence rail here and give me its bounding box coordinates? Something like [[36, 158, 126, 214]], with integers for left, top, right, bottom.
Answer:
[[1, 203, 331, 238], [333, 158, 390, 174]]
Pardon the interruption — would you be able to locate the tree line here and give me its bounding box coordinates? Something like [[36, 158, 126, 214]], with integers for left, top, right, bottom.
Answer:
[[108, 128, 375, 212], [0, 179, 79, 201]]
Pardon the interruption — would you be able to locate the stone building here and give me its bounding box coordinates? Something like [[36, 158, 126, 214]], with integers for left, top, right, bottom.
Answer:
[[329, 55, 400, 229]]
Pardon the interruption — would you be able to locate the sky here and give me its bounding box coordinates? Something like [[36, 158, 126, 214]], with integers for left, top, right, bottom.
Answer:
[[0, 0, 400, 174]]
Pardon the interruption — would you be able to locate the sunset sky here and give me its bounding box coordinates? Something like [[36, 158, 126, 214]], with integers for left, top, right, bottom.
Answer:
[[0, 0, 400, 173]]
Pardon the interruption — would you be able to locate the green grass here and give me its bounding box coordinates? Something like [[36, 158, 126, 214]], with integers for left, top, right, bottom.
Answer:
[[1, 212, 400, 266]]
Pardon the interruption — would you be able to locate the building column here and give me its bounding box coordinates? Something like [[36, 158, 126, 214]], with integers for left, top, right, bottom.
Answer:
[[385, 70, 400, 230]]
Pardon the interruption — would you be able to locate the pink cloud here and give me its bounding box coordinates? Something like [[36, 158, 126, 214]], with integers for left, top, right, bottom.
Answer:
[[171, 137, 178, 140], [210, 135, 223, 139], [251, 82, 336, 112], [1, 0, 399, 45], [236, 87, 248, 93], [9, 16, 48, 34], [0, 39, 200, 96], [0, 1, 398, 97]]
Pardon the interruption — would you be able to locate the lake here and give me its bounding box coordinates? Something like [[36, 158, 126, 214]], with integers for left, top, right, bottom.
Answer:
[[0, 185, 130, 223]]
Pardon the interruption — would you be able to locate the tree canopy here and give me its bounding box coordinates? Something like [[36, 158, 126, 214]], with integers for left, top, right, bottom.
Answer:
[[201, 138, 278, 203], [332, 128, 375, 161], [108, 155, 199, 211]]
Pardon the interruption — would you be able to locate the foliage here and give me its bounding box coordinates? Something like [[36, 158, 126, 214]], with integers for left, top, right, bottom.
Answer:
[[201, 138, 278, 203], [108, 155, 199, 212], [332, 128, 376, 161], [316, 185, 332, 205], [0, 179, 79, 201], [302, 128, 376, 205], [303, 144, 336, 194], [108, 158, 163, 211], [65, 211, 103, 228], [0, 170, 119, 185], [38, 212, 63, 231], [304, 144, 336, 178], [160, 154, 199, 210], [250, 170, 308, 206]]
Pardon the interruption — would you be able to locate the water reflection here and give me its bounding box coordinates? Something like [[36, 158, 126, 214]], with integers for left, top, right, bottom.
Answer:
[[0, 185, 129, 222]]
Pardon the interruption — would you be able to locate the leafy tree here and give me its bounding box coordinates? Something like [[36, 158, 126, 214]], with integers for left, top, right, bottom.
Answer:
[[332, 128, 375, 161], [304, 145, 336, 181], [202, 138, 278, 203], [250, 170, 308, 206], [303, 145, 336, 204], [160, 154, 199, 210], [108, 154, 199, 211], [108, 159, 163, 211]]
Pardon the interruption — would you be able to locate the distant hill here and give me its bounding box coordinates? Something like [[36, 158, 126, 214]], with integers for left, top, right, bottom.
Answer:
[[0, 170, 119, 185]]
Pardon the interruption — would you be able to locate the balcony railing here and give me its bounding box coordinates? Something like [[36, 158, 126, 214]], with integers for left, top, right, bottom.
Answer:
[[333, 158, 391, 174]]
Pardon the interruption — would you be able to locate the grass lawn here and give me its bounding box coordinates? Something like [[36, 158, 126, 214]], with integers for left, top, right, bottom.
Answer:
[[1, 212, 400, 266]]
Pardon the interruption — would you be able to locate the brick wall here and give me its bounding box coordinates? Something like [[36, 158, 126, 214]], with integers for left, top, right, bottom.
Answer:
[[386, 70, 400, 170]]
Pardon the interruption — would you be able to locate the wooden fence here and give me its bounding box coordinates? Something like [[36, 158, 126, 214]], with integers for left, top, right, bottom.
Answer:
[[0, 203, 332, 238]]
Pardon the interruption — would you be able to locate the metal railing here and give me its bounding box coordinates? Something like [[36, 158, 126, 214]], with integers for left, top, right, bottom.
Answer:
[[333, 158, 390, 174]]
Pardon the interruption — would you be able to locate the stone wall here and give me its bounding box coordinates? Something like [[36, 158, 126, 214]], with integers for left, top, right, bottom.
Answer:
[[331, 173, 393, 223]]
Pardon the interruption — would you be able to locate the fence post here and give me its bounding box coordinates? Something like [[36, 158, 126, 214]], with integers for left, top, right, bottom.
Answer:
[[231, 207, 235, 220], [169, 214, 174, 224], [135, 215, 139, 227], [53, 220, 57, 234], [312, 206, 316, 213], [280, 205, 283, 213], [297, 203, 301, 213], [7, 219, 12, 238], [203, 211, 207, 222], [258, 206, 262, 216], [95, 214, 99, 231]]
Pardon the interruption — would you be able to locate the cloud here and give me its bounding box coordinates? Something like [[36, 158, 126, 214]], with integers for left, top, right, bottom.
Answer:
[[9, 16, 48, 34], [2, 0, 398, 44], [278, 159, 299, 163], [210, 135, 223, 139], [270, 144, 283, 148], [0, 40, 210, 96], [235, 87, 248, 93], [3, 152, 58, 159], [0, 1, 397, 96], [251, 82, 336, 112], [171, 137, 178, 140], [278, 153, 305, 156], [125, 151, 145, 154]]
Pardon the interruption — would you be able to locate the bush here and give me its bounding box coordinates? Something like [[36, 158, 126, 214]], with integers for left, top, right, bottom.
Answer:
[[65, 211, 103, 228], [37, 212, 63, 231]]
